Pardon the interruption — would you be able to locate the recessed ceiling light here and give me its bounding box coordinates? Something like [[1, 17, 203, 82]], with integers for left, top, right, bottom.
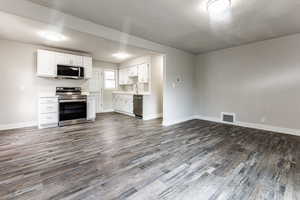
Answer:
[[112, 52, 131, 60], [38, 31, 67, 42], [207, 0, 231, 15]]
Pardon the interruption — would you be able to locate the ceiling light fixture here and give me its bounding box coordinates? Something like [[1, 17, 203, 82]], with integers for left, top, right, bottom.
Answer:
[[38, 31, 67, 42], [207, 0, 231, 16], [112, 52, 131, 60]]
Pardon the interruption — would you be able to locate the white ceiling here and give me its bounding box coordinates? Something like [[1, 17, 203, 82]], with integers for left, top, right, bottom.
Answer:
[[27, 0, 300, 54], [0, 11, 156, 63]]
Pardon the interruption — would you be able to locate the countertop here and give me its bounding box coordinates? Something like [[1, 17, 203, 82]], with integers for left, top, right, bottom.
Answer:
[[112, 91, 151, 95]]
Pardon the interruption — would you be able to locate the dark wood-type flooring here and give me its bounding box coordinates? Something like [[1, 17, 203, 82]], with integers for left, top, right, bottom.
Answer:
[[0, 113, 300, 200]]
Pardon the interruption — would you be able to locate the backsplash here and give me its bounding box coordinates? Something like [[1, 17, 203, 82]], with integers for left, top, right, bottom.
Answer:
[[37, 77, 88, 95]]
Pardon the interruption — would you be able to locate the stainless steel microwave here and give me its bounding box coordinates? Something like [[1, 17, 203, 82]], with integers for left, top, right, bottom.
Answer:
[[57, 65, 84, 79]]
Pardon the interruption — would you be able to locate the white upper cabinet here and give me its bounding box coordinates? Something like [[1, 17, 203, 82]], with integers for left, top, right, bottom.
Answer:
[[66, 54, 83, 66], [126, 68, 133, 84], [119, 68, 127, 85], [119, 68, 134, 85], [37, 49, 93, 79], [83, 56, 93, 79], [118, 63, 150, 86], [75, 55, 83, 66], [37, 50, 56, 77], [56, 53, 83, 66], [55, 52, 68, 66], [138, 63, 149, 83], [128, 66, 138, 77]]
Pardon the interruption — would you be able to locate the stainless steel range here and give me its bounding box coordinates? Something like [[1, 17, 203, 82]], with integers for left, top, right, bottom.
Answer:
[[56, 87, 87, 126]]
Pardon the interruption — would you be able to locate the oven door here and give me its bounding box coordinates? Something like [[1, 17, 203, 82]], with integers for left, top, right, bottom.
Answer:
[[59, 99, 87, 126]]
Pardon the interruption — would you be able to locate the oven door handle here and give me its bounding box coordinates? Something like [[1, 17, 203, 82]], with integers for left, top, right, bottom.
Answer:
[[59, 99, 87, 103]]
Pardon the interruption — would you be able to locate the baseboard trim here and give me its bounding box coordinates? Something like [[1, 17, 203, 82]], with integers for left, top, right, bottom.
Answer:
[[101, 109, 114, 113], [114, 110, 135, 117], [195, 115, 300, 137], [162, 116, 196, 126], [143, 113, 163, 121], [0, 121, 38, 131]]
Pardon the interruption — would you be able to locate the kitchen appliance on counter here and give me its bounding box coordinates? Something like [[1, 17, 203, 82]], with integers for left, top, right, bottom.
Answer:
[[133, 95, 143, 118], [57, 65, 84, 79], [56, 87, 87, 126]]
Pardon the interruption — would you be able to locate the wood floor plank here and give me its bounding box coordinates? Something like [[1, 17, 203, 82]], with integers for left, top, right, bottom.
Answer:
[[0, 113, 299, 200]]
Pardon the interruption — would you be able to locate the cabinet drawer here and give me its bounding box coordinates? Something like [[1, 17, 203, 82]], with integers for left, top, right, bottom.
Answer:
[[39, 98, 58, 104], [39, 103, 58, 114], [39, 113, 58, 125]]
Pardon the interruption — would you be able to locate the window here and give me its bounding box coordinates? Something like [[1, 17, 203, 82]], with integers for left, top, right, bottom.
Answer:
[[104, 70, 116, 89]]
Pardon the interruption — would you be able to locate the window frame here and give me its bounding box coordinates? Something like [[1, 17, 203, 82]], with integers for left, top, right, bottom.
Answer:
[[103, 69, 117, 90]]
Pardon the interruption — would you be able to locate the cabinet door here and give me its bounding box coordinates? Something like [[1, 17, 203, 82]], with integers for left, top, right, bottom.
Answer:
[[73, 55, 83, 66], [55, 52, 68, 66], [87, 96, 96, 120], [127, 95, 133, 114], [112, 95, 117, 110], [122, 95, 127, 113], [37, 50, 56, 77], [65, 54, 73, 66], [116, 95, 121, 111], [67, 54, 81, 66], [38, 97, 58, 129], [129, 95, 133, 113], [124, 69, 128, 84], [128, 66, 138, 77], [118, 69, 123, 85], [83, 56, 93, 79], [138, 64, 148, 83], [126, 68, 133, 84], [123, 95, 129, 113], [119, 69, 127, 85]]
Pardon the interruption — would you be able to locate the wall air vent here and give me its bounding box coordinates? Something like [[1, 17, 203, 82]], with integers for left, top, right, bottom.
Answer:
[[221, 112, 235, 123]]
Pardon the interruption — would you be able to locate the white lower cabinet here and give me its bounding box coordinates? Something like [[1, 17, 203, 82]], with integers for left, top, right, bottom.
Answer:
[[38, 97, 58, 129], [87, 96, 96, 120], [113, 94, 133, 115]]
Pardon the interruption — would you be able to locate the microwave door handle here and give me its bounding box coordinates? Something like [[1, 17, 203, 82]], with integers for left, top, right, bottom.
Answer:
[[60, 99, 87, 103]]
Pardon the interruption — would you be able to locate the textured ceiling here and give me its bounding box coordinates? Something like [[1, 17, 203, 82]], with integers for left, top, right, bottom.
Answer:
[[27, 0, 300, 54]]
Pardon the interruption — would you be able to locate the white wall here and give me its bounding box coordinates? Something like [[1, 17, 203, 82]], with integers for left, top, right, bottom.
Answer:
[[0, 0, 197, 126], [143, 55, 164, 118], [196, 34, 300, 130], [0, 39, 88, 128], [93, 60, 117, 112]]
